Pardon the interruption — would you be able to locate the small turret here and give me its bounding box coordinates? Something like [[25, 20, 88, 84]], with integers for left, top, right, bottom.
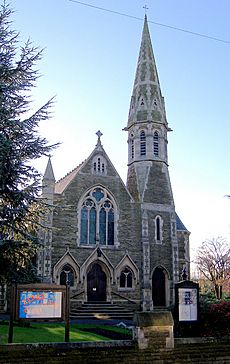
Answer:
[[42, 156, 55, 203]]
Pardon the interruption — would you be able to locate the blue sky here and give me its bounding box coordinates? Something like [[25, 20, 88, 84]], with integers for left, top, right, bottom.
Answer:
[[9, 0, 230, 260]]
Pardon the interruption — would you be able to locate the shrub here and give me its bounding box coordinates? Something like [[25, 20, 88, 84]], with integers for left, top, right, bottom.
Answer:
[[172, 295, 230, 337]]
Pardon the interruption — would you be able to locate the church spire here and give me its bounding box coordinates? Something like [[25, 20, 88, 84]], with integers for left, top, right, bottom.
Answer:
[[126, 16, 174, 202], [125, 16, 171, 171], [127, 15, 167, 129]]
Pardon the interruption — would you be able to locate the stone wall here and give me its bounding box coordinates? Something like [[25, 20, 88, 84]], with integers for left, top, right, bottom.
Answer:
[[0, 340, 229, 363]]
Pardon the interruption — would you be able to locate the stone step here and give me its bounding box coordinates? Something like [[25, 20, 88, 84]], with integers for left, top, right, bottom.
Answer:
[[70, 302, 135, 320], [71, 307, 133, 313]]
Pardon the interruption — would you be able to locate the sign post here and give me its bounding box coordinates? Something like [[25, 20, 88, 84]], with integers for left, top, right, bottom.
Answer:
[[16, 284, 66, 320], [64, 269, 70, 342], [8, 281, 16, 343]]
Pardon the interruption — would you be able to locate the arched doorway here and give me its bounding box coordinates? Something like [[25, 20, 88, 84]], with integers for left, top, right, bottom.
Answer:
[[152, 267, 166, 306], [87, 263, 107, 302]]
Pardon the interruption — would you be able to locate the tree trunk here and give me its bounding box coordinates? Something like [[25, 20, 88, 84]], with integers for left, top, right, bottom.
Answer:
[[214, 284, 222, 300]]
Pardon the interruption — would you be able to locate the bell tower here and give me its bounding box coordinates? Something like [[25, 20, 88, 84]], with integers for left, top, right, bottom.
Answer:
[[125, 16, 179, 309]]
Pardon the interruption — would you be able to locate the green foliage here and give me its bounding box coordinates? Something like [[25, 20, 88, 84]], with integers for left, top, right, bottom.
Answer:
[[0, 3, 58, 284], [173, 294, 230, 337], [199, 295, 230, 337]]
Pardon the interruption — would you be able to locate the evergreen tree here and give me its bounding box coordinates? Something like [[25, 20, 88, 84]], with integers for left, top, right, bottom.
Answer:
[[0, 3, 57, 284]]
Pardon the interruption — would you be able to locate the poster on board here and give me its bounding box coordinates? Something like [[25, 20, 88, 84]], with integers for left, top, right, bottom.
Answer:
[[19, 290, 62, 319], [178, 288, 197, 321]]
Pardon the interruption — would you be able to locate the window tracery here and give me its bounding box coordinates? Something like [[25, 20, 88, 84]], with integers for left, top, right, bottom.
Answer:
[[80, 187, 115, 246], [60, 264, 74, 286], [120, 267, 133, 288]]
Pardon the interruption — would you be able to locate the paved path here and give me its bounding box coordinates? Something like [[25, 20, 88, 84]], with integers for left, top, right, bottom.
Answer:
[[0, 313, 133, 326]]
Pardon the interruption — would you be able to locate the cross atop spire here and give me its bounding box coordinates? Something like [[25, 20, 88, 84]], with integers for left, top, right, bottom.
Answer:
[[143, 5, 149, 15]]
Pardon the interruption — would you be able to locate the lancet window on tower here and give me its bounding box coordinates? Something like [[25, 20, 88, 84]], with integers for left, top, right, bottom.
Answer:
[[131, 137, 134, 159], [153, 131, 159, 156], [80, 187, 115, 246], [155, 215, 163, 243], [140, 130, 146, 156]]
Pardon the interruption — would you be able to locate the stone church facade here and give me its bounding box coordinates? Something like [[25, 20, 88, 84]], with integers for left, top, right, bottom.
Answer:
[[37, 16, 190, 311]]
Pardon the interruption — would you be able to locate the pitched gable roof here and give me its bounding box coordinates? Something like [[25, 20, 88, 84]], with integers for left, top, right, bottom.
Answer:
[[55, 161, 85, 194], [176, 213, 189, 232], [53, 132, 133, 200]]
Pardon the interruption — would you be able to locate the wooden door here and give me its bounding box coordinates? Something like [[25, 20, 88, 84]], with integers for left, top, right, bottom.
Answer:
[[152, 267, 166, 306], [87, 263, 106, 302]]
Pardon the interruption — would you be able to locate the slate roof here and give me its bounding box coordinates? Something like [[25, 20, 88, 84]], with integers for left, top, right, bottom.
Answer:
[[176, 213, 188, 231], [127, 15, 167, 129], [54, 161, 84, 194]]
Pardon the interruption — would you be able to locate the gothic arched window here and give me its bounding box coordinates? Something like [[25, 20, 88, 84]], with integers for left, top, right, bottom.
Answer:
[[155, 215, 163, 243], [140, 130, 146, 156], [60, 264, 74, 287], [120, 267, 133, 288], [80, 187, 115, 246], [153, 131, 159, 156]]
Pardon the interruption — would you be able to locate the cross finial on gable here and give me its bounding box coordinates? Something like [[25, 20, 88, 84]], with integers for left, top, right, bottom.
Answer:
[[96, 130, 103, 143], [96, 130, 103, 148], [96, 130, 103, 140]]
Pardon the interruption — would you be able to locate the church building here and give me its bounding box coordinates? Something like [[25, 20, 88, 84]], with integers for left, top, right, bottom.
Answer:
[[37, 16, 190, 311]]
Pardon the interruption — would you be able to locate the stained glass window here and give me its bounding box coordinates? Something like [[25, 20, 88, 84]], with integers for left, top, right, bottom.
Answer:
[[80, 187, 115, 246]]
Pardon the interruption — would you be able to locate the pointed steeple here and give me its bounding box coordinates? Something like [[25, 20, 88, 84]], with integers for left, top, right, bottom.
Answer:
[[126, 16, 174, 202], [43, 156, 55, 183], [127, 15, 167, 129], [42, 156, 55, 203]]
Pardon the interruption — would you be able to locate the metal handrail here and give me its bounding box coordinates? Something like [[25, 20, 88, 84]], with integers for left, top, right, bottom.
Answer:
[[70, 290, 84, 300], [111, 291, 137, 305]]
